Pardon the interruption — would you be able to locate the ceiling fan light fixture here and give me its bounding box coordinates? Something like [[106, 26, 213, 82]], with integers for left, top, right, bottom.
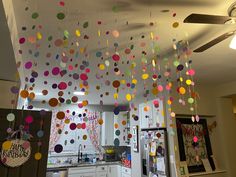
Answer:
[[229, 35, 236, 49]]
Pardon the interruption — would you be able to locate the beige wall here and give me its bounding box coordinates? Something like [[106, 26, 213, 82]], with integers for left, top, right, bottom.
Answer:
[[131, 83, 236, 177], [0, 80, 19, 109]]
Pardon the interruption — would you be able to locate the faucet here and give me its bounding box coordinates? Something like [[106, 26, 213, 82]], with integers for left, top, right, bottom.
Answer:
[[78, 144, 83, 163]]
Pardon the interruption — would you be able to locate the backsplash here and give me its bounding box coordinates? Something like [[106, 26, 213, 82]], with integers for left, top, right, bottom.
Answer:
[[47, 146, 130, 164]]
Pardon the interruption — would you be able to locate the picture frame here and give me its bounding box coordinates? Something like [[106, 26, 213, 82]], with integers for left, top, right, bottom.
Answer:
[[179, 161, 189, 177], [176, 118, 215, 173], [132, 125, 139, 152]]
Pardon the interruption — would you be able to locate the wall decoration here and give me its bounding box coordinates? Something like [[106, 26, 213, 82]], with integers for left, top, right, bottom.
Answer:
[[178, 161, 189, 177], [132, 125, 139, 152], [1, 139, 31, 167], [176, 118, 215, 173]]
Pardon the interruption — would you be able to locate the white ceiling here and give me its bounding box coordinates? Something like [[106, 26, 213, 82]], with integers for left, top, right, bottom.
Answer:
[[2, 0, 236, 105]]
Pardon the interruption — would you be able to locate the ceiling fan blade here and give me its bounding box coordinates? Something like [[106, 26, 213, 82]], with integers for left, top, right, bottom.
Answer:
[[184, 13, 236, 24], [194, 31, 235, 52]]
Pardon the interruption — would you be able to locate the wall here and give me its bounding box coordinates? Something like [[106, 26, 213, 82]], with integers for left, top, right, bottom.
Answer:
[[0, 80, 19, 109], [130, 83, 236, 177]]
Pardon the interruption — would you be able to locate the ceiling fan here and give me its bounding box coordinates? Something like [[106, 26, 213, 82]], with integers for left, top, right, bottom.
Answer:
[[183, 2, 236, 52]]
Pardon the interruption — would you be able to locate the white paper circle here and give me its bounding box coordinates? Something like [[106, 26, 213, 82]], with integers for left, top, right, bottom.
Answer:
[[6, 113, 15, 122]]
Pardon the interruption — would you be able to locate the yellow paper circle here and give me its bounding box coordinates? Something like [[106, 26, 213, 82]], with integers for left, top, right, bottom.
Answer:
[[64, 119, 70, 124], [99, 64, 105, 70], [179, 87, 186, 95], [186, 79, 192, 85], [35, 152, 42, 160], [37, 32, 42, 40], [114, 93, 118, 99], [142, 73, 149, 80], [132, 79, 137, 84], [152, 88, 158, 95], [75, 29, 81, 37], [2, 141, 12, 150], [121, 80, 126, 84], [126, 94, 132, 101]]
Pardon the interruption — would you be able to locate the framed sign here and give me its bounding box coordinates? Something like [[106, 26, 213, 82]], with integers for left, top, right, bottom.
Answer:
[[176, 118, 215, 173], [179, 161, 189, 177], [132, 126, 139, 152], [1, 139, 31, 167]]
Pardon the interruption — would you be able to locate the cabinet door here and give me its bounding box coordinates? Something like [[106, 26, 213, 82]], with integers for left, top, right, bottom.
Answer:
[[96, 172, 107, 177], [151, 98, 165, 127], [139, 102, 153, 129], [101, 112, 114, 146], [114, 112, 128, 146], [108, 165, 121, 177], [140, 99, 165, 129], [69, 173, 95, 177], [82, 173, 96, 177], [122, 173, 131, 177]]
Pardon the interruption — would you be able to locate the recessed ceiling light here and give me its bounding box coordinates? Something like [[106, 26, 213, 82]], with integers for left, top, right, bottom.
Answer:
[[73, 91, 85, 96]]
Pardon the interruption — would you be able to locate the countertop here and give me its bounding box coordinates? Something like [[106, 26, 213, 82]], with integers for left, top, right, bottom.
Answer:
[[47, 161, 122, 171]]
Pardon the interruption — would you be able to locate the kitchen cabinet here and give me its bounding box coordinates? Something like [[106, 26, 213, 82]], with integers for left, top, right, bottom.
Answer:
[[101, 112, 129, 146], [69, 173, 95, 177], [96, 165, 108, 177], [121, 167, 131, 177], [139, 98, 165, 129], [68, 165, 121, 177], [114, 112, 129, 146], [101, 112, 115, 146], [68, 167, 96, 177], [96, 172, 107, 177], [108, 165, 121, 177]]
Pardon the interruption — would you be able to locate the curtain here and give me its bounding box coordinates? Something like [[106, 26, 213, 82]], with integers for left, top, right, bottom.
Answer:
[[86, 111, 102, 153], [49, 110, 65, 151]]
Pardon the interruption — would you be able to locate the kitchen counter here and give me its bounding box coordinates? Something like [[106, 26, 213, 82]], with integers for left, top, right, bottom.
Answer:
[[47, 161, 122, 171]]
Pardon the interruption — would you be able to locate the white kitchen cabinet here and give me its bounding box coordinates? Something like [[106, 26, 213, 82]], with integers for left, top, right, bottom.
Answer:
[[121, 167, 131, 177], [101, 112, 115, 146], [108, 165, 121, 177], [96, 165, 108, 177], [101, 112, 129, 146], [139, 98, 165, 129], [68, 167, 96, 177], [69, 173, 95, 177], [114, 112, 129, 146], [96, 172, 107, 177]]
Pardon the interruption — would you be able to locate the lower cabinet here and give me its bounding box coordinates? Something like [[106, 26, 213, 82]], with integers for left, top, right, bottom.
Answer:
[[68, 167, 96, 177], [108, 165, 121, 177], [68, 165, 122, 177], [121, 167, 131, 177], [96, 165, 108, 177], [69, 173, 95, 177]]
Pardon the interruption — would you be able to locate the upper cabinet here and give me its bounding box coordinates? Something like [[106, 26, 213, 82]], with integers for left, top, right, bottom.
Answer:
[[101, 111, 130, 146], [139, 98, 165, 129], [101, 112, 115, 146]]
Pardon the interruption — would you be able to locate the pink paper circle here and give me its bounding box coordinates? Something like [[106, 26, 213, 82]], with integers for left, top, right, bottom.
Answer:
[[25, 61, 33, 69], [112, 54, 120, 61], [52, 67, 60, 75], [19, 37, 26, 44], [58, 82, 67, 90], [25, 115, 33, 124]]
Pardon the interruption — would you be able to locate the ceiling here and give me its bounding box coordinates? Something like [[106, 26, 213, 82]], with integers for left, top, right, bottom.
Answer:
[[2, 0, 236, 105]]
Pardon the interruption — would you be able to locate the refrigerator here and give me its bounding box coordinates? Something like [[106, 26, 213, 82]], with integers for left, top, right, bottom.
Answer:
[[141, 128, 170, 177]]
